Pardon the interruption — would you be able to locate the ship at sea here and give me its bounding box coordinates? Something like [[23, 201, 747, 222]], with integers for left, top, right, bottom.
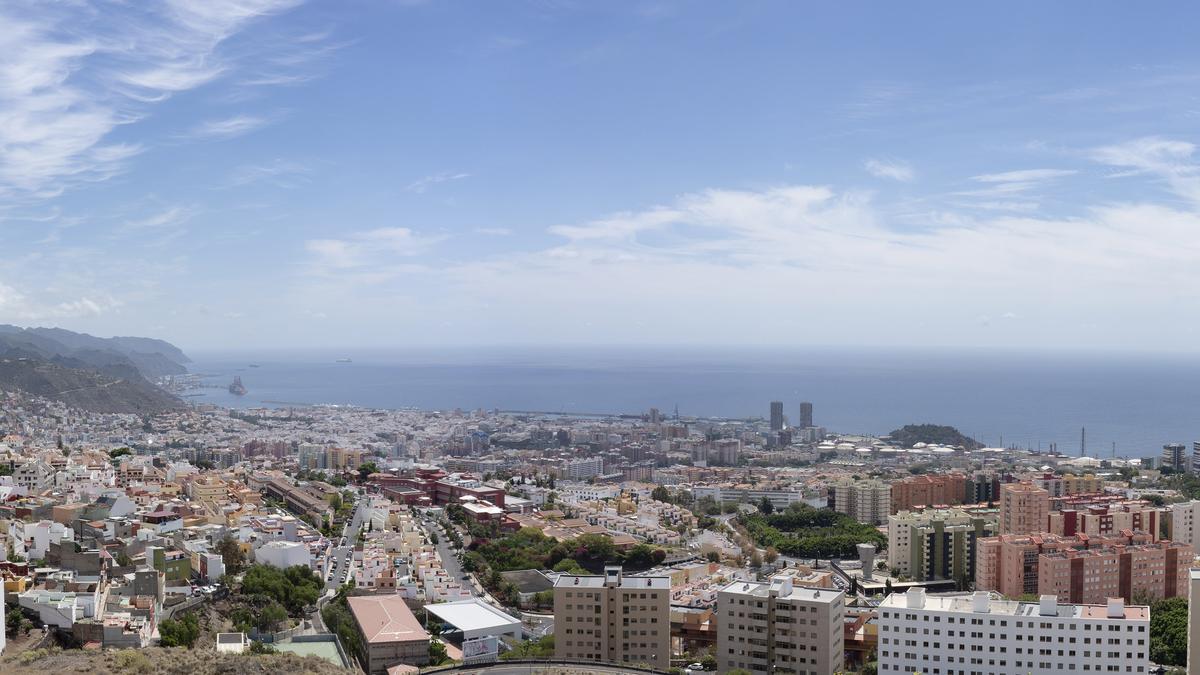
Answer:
[[335, 358, 352, 363], [228, 376, 247, 396]]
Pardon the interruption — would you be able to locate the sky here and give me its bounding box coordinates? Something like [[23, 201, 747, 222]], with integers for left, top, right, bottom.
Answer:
[[4, 1, 1200, 353]]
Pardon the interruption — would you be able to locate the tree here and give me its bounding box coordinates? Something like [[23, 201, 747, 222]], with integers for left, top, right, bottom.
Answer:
[[651, 486, 671, 503], [705, 551, 721, 563], [429, 639, 449, 665], [249, 641, 277, 654], [109, 447, 132, 459], [6, 604, 31, 637], [552, 558, 587, 575], [757, 497, 774, 515], [749, 551, 763, 568], [1149, 596, 1188, 666], [330, 492, 342, 512], [159, 613, 200, 648], [358, 461, 379, 482], [216, 535, 246, 574], [884, 579, 893, 595], [763, 547, 779, 564], [699, 653, 718, 670], [259, 602, 289, 632]]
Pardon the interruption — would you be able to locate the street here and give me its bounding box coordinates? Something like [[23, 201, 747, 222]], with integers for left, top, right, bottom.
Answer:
[[325, 497, 370, 590]]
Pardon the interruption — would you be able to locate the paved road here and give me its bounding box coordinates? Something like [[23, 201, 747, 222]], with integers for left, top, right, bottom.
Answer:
[[325, 497, 370, 590], [420, 514, 472, 593]]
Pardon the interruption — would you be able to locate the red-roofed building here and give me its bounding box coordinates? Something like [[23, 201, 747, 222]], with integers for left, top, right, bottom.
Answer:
[[347, 595, 430, 674]]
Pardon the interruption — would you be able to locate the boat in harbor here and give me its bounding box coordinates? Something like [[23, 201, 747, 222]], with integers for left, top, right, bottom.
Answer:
[[228, 376, 247, 396]]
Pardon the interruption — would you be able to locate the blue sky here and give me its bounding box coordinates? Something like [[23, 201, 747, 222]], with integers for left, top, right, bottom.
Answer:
[[4, 1, 1200, 351]]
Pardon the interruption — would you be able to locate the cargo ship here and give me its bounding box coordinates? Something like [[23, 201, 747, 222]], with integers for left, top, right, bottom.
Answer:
[[228, 376, 247, 396]]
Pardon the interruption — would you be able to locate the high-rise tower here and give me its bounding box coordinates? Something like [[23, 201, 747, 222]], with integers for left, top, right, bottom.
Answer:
[[799, 401, 813, 428], [769, 401, 784, 431]]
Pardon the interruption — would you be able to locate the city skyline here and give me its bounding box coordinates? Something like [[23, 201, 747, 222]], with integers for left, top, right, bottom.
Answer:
[[4, 2, 1200, 350]]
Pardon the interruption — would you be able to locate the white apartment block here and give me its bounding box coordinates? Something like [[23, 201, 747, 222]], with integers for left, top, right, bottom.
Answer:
[[878, 588, 1150, 675], [554, 567, 671, 671], [691, 486, 806, 509], [717, 576, 844, 675], [834, 480, 891, 525], [1169, 500, 1200, 551], [563, 457, 604, 481]]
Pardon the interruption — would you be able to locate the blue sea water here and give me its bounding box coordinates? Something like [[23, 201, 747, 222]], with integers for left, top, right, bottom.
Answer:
[[183, 347, 1200, 458]]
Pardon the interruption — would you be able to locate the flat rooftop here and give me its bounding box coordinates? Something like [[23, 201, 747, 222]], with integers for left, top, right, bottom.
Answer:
[[879, 592, 1149, 621], [719, 580, 843, 604], [424, 599, 521, 633], [553, 573, 671, 590]]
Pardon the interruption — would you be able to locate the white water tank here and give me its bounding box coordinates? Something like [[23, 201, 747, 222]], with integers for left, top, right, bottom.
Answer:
[[857, 543, 876, 582]]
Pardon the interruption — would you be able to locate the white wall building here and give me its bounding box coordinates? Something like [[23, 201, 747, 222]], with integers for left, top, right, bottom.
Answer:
[[255, 540, 312, 569], [717, 576, 844, 675], [1169, 500, 1200, 551], [878, 588, 1150, 675]]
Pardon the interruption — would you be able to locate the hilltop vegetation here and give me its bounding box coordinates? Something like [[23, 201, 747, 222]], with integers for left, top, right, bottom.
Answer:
[[887, 423, 981, 450], [738, 503, 886, 558]]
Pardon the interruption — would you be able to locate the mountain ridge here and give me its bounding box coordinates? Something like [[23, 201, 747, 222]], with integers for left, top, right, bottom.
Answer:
[[0, 326, 189, 414]]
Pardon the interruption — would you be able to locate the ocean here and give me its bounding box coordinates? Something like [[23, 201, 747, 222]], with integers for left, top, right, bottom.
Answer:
[[183, 347, 1200, 459]]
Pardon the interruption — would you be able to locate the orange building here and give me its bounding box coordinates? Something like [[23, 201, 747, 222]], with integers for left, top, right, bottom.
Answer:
[[889, 473, 968, 514], [974, 531, 1181, 604], [999, 482, 1050, 535]]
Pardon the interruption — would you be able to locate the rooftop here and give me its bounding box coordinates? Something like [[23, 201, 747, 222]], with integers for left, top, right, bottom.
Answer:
[[423, 598, 521, 633], [719, 579, 843, 604], [347, 595, 429, 644], [879, 591, 1149, 621]]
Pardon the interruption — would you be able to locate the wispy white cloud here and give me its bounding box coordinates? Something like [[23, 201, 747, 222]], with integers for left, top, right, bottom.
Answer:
[[305, 227, 444, 274], [121, 205, 194, 231], [864, 158, 914, 182], [474, 227, 513, 236], [1091, 136, 1200, 203], [186, 114, 272, 140], [224, 159, 311, 188], [0, 0, 308, 201], [406, 171, 471, 194], [971, 168, 1077, 184]]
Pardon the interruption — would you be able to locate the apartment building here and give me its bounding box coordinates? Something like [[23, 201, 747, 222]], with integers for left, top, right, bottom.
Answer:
[[887, 508, 997, 582], [877, 588, 1150, 675], [1031, 472, 1105, 498], [1047, 500, 1163, 540], [974, 532, 1186, 603], [999, 482, 1049, 535], [563, 456, 604, 481], [1037, 542, 1189, 605], [1168, 500, 1200, 550], [716, 576, 844, 675], [833, 480, 891, 526], [553, 567, 671, 671], [890, 473, 967, 513], [692, 486, 806, 510]]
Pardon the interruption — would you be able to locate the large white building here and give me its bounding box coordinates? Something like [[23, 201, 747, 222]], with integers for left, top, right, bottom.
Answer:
[[255, 540, 312, 569], [562, 457, 604, 481], [878, 588, 1150, 675], [1169, 500, 1200, 551], [833, 480, 891, 525], [691, 486, 805, 510], [716, 576, 844, 675]]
